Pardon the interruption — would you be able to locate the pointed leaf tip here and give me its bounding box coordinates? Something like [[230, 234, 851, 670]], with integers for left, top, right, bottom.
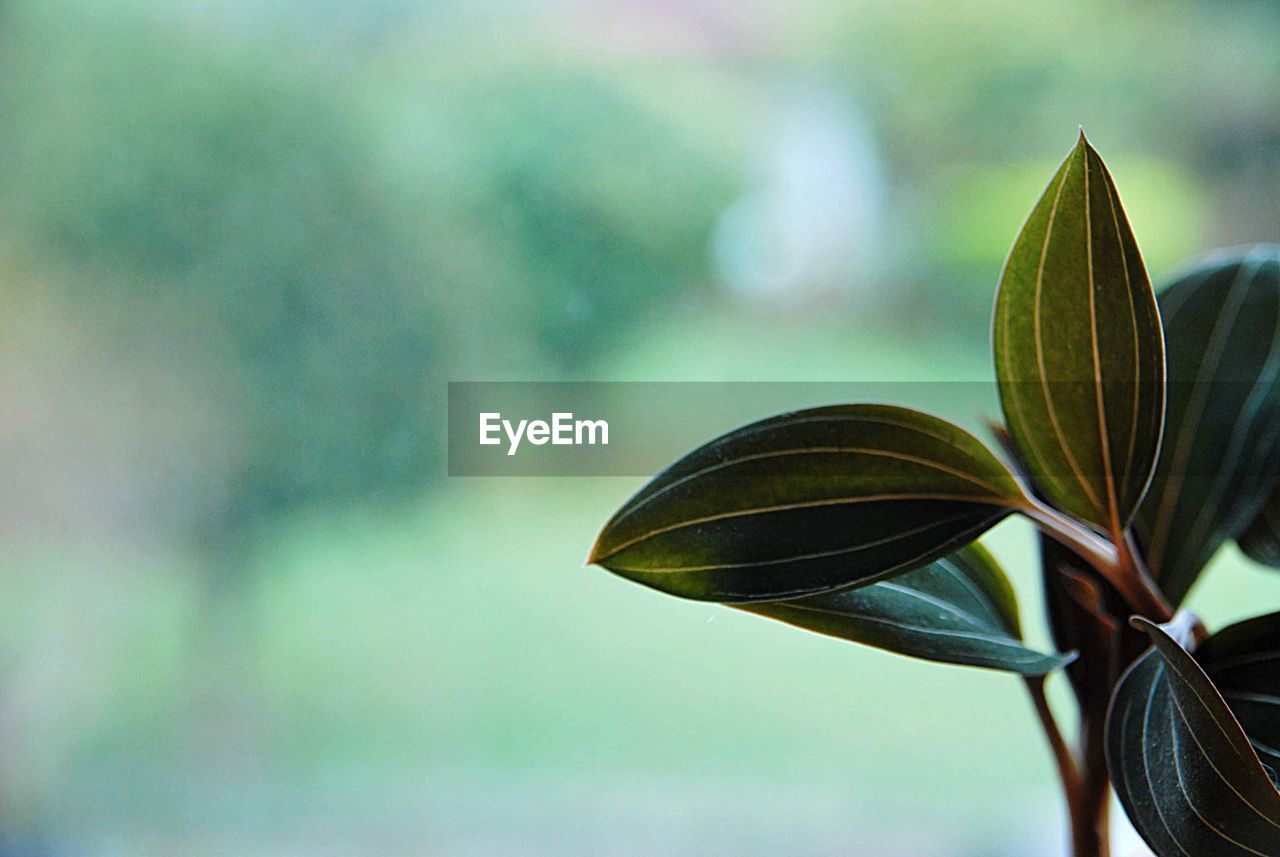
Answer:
[[738, 544, 1073, 676], [585, 533, 605, 566], [589, 404, 1026, 603], [993, 134, 1165, 535]]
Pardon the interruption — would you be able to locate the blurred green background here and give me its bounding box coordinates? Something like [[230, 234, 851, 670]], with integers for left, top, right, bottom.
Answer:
[[0, 0, 1278, 853]]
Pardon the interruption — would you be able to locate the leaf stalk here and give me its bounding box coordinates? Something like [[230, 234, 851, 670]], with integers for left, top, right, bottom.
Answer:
[[1020, 497, 1171, 623]]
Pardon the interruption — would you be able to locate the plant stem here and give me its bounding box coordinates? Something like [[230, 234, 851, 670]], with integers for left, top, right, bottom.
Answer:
[[1021, 498, 1171, 622], [1075, 720, 1112, 857], [1020, 497, 1118, 570], [1115, 532, 1173, 623], [1024, 676, 1111, 857], [1015, 497, 1168, 855], [1024, 676, 1079, 795]]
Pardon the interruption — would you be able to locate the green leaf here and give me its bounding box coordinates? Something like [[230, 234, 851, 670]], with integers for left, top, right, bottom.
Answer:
[[738, 544, 1072, 675], [1106, 615, 1280, 857], [1198, 611, 1280, 780], [1237, 489, 1280, 569], [1136, 246, 1280, 604], [993, 132, 1165, 536], [588, 404, 1029, 603]]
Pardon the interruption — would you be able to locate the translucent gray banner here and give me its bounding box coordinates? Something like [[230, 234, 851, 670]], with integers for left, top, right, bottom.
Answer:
[[448, 381, 1002, 476]]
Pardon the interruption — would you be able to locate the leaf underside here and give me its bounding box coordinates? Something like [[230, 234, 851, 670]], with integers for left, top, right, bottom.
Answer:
[[1136, 245, 1280, 605], [994, 133, 1165, 535], [740, 543, 1072, 676], [1107, 616, 1280, 857], [589, 404, 1025, 603]]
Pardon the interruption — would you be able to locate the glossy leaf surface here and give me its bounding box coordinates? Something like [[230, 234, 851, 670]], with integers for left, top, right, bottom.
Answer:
[[1136, 245, 1280, 604], [1107, 616, 1280, 857], [994, 133, 1164, 535], [741, 544, 1071, 675], [589, 404, 1027, 603], [1237, 489, 1280, 569]]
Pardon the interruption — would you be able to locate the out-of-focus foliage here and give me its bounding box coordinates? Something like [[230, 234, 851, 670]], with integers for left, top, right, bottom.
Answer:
[[375, 70, 735, 371], [0, 5, 442, 547], [0, 3, 735, 554], [810, 0, 1280, 327], [452, 77, 733, 367]]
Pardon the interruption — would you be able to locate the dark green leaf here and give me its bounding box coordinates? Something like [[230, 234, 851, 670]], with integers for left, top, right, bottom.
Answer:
[[588, 404, 1029, 603], [739, 544, 1071, 675], [994, 133, 1165, 536], [1107, 615, 1280, 857], [1198, 611, 1280, 780], [1136, 245, 1280, 604], [1237, 489, 1280, 569]]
